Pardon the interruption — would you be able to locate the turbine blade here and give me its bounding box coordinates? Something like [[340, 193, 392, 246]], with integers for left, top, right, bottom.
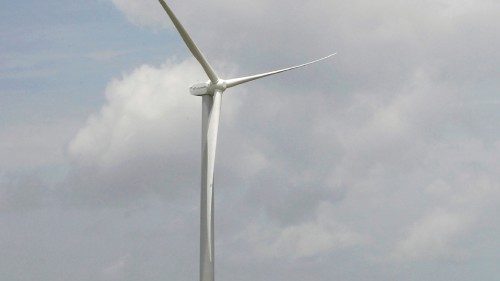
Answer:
[[158, 0, 219, 83], [225, 53, 337, 88], [200, 90, 222, 281]]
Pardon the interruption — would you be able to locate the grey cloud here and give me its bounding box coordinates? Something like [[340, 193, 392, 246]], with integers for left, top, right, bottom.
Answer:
[[10, 0, 497, 280], [0, 121, 75, 170], [0, 172, 46, 213], [109, 0, 170, 29]]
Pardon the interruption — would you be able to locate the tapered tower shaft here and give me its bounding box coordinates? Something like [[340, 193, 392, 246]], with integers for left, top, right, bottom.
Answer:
[[200, 91, 222, 281]]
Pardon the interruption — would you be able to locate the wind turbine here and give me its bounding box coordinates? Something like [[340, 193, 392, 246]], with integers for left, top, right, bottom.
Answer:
[[157, 1, 336, 281]]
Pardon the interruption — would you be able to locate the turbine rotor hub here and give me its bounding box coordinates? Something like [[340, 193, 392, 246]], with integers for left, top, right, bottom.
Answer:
[[213, 79, 227, 92]]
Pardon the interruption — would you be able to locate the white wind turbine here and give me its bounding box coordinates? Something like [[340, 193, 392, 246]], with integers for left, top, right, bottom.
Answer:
[[157, 1, 336, 281]]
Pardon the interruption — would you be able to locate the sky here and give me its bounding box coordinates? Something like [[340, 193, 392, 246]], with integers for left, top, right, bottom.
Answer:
[[1, 0, 499, 280]]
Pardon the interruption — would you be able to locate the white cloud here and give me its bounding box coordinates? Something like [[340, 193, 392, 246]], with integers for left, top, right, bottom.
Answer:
[[64, 58, 206, 204], [246, 203, 368, 259], [69, 58, 204, 167], [391, 209, 470, 261], [110, 0, 168, 28]]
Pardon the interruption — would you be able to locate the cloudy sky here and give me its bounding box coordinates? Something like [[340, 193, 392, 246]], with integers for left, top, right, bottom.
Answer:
[[1, 0, 499, 280]]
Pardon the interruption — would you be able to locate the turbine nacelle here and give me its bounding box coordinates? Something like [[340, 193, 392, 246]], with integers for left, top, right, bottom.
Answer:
[[189, 82, 210, 96], [190, 80, 227, 96]]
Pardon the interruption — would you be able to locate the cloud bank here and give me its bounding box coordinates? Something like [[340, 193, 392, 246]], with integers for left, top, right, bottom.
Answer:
[[65, 0, 499, 269], [2, 0, 499, 280]]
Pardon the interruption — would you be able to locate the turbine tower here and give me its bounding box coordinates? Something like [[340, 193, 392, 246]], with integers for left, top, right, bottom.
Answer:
[[157, 1, 336, 281]]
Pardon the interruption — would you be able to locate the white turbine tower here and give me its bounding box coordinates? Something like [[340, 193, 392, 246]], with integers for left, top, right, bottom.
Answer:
[[157, 1, 336, 281]]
